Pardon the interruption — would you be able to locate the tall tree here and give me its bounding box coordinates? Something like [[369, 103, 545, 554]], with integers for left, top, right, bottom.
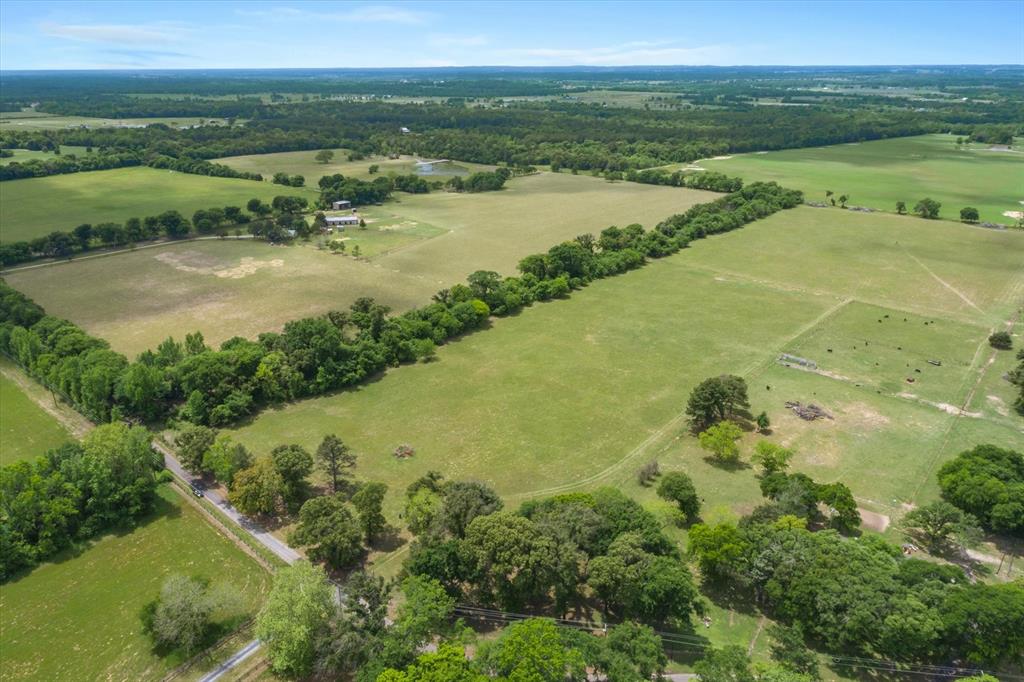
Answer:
[[316, 434, 356, 492], [289, 494, 363, 569], [256, 562, 334, 678], [229, 457, 285, 516], [657, 472, 701, 522], [352, 481, 389, 543]]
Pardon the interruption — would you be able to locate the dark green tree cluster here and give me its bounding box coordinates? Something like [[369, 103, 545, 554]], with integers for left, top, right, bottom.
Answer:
[[446, 168, 510, 193], [686, 374, 751, 430], [758, 471, 861, 533], [271, 171, 305, 187], [0, 150, 142, 181], [404, 477, 697, 624], [147, 155, 262, 181], [625, 169, 744, 192], [937, 444, 1024, 535], [0, 423, 162, 578], [140, 574, 241, 655], [688, 512, 1024, 666], [318, 173, 395, 206]]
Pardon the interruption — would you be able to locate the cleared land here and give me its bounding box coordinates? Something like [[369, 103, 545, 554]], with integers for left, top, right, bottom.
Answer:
[[0, 485, 270, 682], [0, 166, 315, 243], [694, 134, 1024, 224], [215, 149, 496, 182], [228, 206, 1023, 526], [0, 359, 75, 465], [0, 146, 89, 165], [0, 111, 233, 131], [7, 173, 715, 355]]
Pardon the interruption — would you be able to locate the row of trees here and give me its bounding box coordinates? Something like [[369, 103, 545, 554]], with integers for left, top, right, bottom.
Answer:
[[255, 563, 674, 682], [0, 183, 803, 430], [0, 148, 263, 182], [624, 168, 745, 192], [0, 423, 163, 578], [0, 196, 300, 266]]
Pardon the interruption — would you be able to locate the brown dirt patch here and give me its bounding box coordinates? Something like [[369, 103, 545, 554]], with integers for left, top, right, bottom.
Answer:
[[858, 508, 890, 532]]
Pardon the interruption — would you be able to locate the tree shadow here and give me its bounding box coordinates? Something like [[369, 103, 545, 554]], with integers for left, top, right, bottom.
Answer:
[[702, 456, 752, 472], [369, 525, 407, 554]]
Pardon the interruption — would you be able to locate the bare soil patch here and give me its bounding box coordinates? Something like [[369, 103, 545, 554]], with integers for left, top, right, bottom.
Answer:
[[858, 508, 890, 532]]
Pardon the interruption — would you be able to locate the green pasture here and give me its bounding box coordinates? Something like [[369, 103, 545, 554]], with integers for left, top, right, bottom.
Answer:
[[0, 166, 315, 243], [0, 146, 90, 165], [7, 173, 713, 355], [0, 359, 75, 466], [214, 149, 495, 182], [0, 485, 270, 682], [230, 259, 836, 517], [784, 301, 989, 406], [694, 134, 1024, 224], [684, 205, 1024, 325], [228, 206, 1023, 527]]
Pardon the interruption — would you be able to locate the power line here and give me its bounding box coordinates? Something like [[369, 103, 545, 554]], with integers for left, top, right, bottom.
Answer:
[[451, 604, 1017, 681]]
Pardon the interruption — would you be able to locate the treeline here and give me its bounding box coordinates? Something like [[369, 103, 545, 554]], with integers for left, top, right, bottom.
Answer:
[[0, 423, 163, 579], [0, 151, 142, 181], [0, 183, 801, 428], [0, 150, 263, 182], [0, 95, 995, 180], [624, 168, 744, 192], [316, 168, 510, 210]]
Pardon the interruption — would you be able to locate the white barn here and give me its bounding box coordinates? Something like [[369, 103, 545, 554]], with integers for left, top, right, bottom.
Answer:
[[325, 215, 359, 229], [331, 200, 352, 210]]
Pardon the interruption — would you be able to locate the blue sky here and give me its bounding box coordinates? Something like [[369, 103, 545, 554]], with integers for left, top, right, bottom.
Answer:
[[2, 1, 1022, 70]]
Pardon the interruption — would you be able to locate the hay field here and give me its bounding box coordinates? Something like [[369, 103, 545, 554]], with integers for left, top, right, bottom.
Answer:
[[214, 149, 495, 182], [0, 359, 75, 465], [0, 112, 232, 131], [0, 166, 315, 243], [694, 134, 1024, 224], [6, 173, 714, 355], [228, 206, 1023, 526], [0, 486, 270, 682]]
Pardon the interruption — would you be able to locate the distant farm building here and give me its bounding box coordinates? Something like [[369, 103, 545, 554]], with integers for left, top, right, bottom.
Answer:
[[400, 126, 411, 134], [325, 215, 360, 230], [331, 200, 352, 210]]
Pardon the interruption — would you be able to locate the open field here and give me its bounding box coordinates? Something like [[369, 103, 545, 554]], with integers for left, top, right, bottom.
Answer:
[[0, 146, 90, 165], [693, 134, 1024, 224], [0, 166, 315, 243], [7, 173, 714, 355], [0, 485, 271, 682], [227, 206, 1023, 527], [0, 111, 235, 131], [0, 359, 76, 465], [215, 149, 496, 182]]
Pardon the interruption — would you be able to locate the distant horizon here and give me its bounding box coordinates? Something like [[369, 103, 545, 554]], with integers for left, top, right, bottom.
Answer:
[[2, 64, 1022, 75], [2, 0, 1021, 70]]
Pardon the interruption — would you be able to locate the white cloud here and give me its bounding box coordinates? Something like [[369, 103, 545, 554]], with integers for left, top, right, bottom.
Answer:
[[40, 21, 188, 45], [426, 33, 488, 48], [497, 40, 733, 66], [237, 5, 429, 24]]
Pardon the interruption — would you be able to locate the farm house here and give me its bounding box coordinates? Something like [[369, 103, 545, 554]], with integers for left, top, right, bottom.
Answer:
[[331, 200, 352, 210]]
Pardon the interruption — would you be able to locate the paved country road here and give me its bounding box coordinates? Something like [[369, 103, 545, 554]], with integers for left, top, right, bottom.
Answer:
[[154, 441, 302, 564], [199, 639, 262, 682]]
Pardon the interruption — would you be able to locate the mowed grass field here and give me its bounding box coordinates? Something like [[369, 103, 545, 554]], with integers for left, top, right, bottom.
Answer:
[[0, 359, 76, 465], [0, 166, 315, 243], [0, 486, 270, 682], [215, 149, 496, 182], [228, 206, 1023, 529], [7, 173, 714, 355], [0, 146, 90, 165], [0, 111, 233, 131], [694, 134, 1024, 224]]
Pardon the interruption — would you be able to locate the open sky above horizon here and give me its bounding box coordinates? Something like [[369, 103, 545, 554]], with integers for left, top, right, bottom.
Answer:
[[1, 0, 1022, 71]]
